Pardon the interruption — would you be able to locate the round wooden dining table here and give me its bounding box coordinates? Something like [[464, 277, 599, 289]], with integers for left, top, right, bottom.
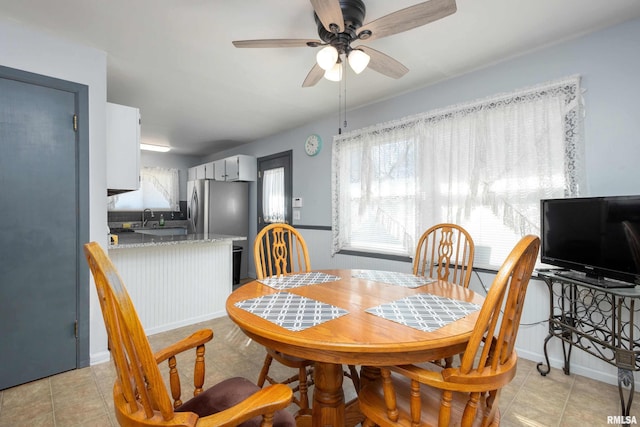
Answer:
[[225, 269, 484, 427]]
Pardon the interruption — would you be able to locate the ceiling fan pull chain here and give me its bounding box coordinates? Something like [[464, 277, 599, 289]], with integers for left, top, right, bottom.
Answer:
[[343, 60, 348, 131], [337, 71, 342, 135]]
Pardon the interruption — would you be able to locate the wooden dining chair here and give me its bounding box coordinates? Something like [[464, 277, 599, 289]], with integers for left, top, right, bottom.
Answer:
[[414, 223, 475, 368], [253, 223, 315, 419], [413, 223, 475, 288], [359, 234, 540, 427], [83, 241, 295, 427], [254, 223, 312, 280], [253, 224, 360, 423]]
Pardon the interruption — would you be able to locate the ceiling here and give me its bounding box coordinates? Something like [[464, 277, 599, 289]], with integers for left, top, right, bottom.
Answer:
[[2, 0, 640, 156]]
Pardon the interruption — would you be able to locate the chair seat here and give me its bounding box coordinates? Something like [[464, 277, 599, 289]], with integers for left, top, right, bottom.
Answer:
[[359, 374, 501, 427], [176, 377, 296, 427]]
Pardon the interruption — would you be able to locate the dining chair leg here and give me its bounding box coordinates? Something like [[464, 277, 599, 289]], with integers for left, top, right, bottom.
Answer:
[[257, 353, 274, 388], [297, 365, 310, 412], [345, 364, 360, 391]]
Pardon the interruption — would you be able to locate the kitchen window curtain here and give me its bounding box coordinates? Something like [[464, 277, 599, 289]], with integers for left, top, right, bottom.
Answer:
[[107, 167, 180, 211]]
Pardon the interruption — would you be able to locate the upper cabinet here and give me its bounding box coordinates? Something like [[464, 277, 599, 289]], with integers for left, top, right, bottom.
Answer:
[[107, 102, 140, 195], [216, 155, 257, 181], [188, 162, 214, 180], [190, 155, 256, 182]]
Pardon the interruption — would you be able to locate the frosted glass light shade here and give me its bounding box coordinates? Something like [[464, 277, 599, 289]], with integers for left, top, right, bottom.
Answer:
[[316, 46, 339, 71], [348, 49, 370, 74], [324, 62, 343, 82]]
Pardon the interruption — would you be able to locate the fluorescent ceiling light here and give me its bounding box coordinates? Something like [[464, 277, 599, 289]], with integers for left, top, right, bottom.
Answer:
[[140, 143, 171, 152]]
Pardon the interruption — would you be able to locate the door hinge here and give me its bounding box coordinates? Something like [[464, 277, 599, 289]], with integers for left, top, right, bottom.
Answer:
[[73, 114, 78, 132], [74, 320, 78, 338]]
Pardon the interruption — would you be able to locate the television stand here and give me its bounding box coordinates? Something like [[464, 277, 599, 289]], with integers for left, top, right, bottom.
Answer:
[[555, 270, 637, 289], [536, 271, 640, 421]]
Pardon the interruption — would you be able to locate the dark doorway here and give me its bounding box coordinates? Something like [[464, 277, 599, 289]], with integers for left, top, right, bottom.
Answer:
[[0, 65, 89, 390]]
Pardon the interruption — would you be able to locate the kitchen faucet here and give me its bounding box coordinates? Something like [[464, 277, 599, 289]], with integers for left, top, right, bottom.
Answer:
[[142, 208, 153, 227]]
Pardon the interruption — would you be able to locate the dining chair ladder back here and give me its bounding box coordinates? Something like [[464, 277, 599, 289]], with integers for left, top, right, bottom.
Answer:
[[254, 223, 311, 280], [84, 241, 295, 427], [413, 223, 475, 288], [359, 235, 540, 427]]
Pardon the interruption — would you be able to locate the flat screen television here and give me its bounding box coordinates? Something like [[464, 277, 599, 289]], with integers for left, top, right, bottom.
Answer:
[[540, 195, 640, 286]]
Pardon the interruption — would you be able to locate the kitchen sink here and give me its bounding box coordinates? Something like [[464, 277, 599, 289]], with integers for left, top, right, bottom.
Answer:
[[133, 227, 188, 236]]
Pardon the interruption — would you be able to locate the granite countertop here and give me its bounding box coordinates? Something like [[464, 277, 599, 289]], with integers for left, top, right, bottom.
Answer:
[[109, 232, 246, 249]]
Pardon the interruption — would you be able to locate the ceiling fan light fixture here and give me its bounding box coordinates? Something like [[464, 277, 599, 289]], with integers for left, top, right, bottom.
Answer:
[[324, 62, 343, 82], [316, 45, 339, 71], [348, 49, 370, 74]]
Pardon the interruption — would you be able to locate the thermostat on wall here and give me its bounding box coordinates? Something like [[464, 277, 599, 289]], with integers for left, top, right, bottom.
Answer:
[[292, 197, 303, 208]]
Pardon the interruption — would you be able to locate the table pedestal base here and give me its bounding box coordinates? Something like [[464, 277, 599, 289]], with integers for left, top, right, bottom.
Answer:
[[313, 362, 345, 427]]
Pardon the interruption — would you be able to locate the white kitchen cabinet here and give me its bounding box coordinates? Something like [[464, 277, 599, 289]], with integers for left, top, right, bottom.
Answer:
[[189, 162, 215, 180], [214, 155, 256, 181], [213, 159, 227, 181], [187, 166, 198, 181], [106, 102, 140, 194], [203, 161, 215, 179]]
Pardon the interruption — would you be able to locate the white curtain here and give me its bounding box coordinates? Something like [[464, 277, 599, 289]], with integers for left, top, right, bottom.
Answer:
[[332, 75, 584, 266], [263, 167, 285, 223], [108, 167, 180, 211], [142, 167, 180, 211]]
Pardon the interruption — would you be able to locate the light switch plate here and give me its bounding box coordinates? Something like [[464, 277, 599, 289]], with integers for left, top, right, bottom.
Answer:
[[293, 210, 301, 220]]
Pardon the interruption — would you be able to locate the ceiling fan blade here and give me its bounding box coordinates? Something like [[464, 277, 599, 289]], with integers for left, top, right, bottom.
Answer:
[[357, 0, 456, 42], [357, 46, 409, 79], [232, 39, 322, 48], [302, 63, 325, 87], [310, 0, 344, 33]]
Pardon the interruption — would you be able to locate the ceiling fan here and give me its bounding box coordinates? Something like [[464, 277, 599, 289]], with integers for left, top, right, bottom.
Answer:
[[232, 0, 457, 87]]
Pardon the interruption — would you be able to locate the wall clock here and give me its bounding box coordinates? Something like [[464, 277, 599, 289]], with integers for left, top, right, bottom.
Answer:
[[304, 134, 322, 156]]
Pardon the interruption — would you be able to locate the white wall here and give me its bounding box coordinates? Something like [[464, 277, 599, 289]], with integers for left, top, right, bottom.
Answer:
[[204, 18, 640, 388], [0, 18, 109, 362]]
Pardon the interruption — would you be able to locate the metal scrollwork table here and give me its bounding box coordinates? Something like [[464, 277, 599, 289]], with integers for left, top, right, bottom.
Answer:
[[536, 271, 640, 419]]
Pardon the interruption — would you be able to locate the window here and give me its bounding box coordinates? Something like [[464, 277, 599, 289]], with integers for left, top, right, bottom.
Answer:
[[332, 76, 584, 269], [108, 167, 180, 211], [262, 166, 286, 223]]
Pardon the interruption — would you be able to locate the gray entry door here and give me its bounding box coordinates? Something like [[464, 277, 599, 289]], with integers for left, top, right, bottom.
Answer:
[[0, 71, 80, 389]]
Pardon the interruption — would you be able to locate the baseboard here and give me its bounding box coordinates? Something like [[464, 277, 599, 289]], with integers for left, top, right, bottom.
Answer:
[[90, 350, 110, 366], [517, 348, 640, 389], [145, 310, 228, 336]]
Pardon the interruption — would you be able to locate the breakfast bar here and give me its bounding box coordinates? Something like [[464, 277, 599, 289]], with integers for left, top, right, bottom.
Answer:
[[109, 232, 245, 335]]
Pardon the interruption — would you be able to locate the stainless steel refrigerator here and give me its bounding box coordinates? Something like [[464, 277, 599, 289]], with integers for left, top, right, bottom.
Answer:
[[187, 179, 249, 282]]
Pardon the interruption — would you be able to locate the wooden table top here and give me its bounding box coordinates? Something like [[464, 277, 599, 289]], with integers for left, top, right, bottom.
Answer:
[[226, 269, 485, 366]]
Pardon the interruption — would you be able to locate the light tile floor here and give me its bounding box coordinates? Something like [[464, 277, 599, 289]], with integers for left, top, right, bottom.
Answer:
[[1, 315, 638, 427]]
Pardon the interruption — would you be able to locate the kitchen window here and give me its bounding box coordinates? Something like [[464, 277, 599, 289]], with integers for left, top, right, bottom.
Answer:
[[331, 76, 583, 269], [108, 167, 180, 211]]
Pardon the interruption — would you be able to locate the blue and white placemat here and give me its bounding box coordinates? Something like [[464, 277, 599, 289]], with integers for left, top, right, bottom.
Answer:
[[366, 294, 481, 332], [353, 270, 435, 288], [258, 272, 341, 290], [235, 292, 349, 331]]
